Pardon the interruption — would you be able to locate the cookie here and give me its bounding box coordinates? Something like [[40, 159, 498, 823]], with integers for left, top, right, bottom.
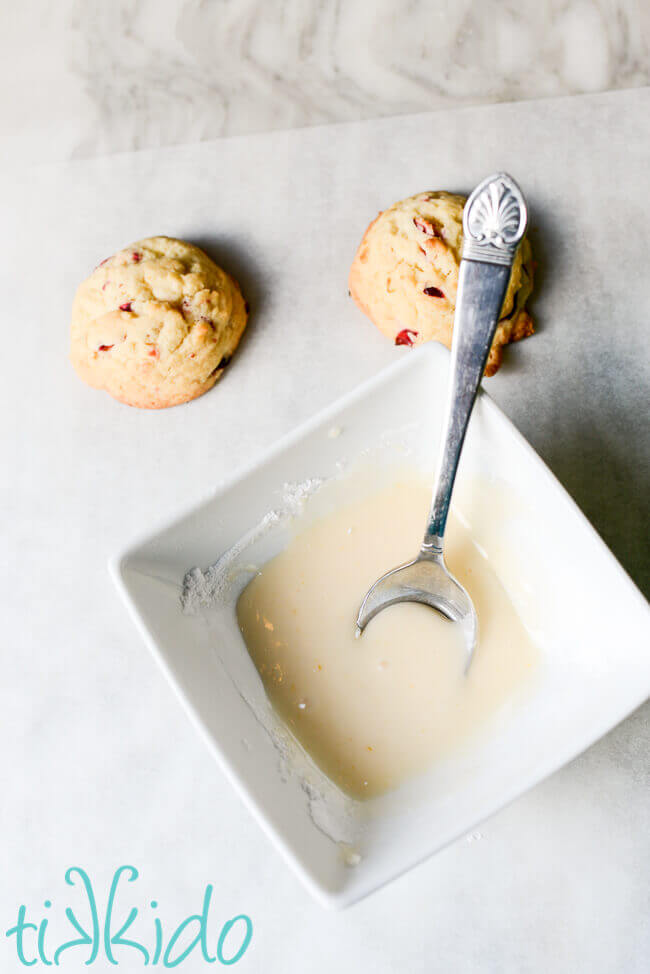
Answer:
[[70, 236, 248, 408], [349, 191, 534, 376]]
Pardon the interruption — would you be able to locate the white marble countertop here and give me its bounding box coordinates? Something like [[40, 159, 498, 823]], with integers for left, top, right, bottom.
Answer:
[[3, 0, 649, 163], [1, 6, 649, 973]]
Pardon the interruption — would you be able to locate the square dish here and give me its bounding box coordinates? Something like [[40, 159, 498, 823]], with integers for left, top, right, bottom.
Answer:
[[111, 343, 650, 908]]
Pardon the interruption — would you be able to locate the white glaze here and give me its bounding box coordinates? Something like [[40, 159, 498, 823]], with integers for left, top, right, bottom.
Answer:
[[238, 476, 538, 798]]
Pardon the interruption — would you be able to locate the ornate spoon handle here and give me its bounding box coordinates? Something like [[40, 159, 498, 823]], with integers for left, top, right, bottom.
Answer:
[[421, 173, 528, 557]]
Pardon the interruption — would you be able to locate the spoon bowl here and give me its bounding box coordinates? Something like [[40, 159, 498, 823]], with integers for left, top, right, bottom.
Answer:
[[356, 554, 478, 664], [355, 173, 529, 666]]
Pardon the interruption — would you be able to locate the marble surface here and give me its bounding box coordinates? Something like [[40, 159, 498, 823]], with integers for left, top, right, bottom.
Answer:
[[1, 87, 649, 972], [2, 0, 650, 163]]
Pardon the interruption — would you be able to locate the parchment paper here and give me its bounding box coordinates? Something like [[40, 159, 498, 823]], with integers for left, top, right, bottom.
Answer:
[[1, 88, 648, 973]]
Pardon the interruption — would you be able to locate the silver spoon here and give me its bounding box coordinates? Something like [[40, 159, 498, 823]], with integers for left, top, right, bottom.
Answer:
[[356, 172, 529, 665]]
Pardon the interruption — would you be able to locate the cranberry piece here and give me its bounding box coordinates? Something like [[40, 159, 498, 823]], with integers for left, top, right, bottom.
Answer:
[[119, 302, 133, 312], [217, 354, 232, 370], [423, 286, 444, 298], [131, 252, 142, 263], [413, 216, 441, 238], [98, 344, 114, 352], [244, 301, 250, 314], [395, 329, 418, 347]]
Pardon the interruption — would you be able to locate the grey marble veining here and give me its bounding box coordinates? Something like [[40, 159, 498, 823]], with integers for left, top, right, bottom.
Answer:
[[2, 0, 649, 163]]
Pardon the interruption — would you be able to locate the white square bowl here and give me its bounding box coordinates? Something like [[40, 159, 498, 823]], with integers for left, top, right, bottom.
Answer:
[[111, 343, 650, 908]]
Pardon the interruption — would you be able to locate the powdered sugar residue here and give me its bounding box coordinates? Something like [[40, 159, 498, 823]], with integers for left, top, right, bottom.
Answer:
[[181, 477, 323, 613]]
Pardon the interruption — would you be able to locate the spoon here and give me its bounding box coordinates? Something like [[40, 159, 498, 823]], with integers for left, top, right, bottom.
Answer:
[[356, 172, 529, 665]]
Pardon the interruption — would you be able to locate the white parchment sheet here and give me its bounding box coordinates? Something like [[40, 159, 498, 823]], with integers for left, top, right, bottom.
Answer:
[[1, 88, 648, 972]]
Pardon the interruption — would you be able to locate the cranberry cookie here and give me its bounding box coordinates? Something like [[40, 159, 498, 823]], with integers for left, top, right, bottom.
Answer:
[[349, 191, 534, 375], [70, 236, 248, 408]]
